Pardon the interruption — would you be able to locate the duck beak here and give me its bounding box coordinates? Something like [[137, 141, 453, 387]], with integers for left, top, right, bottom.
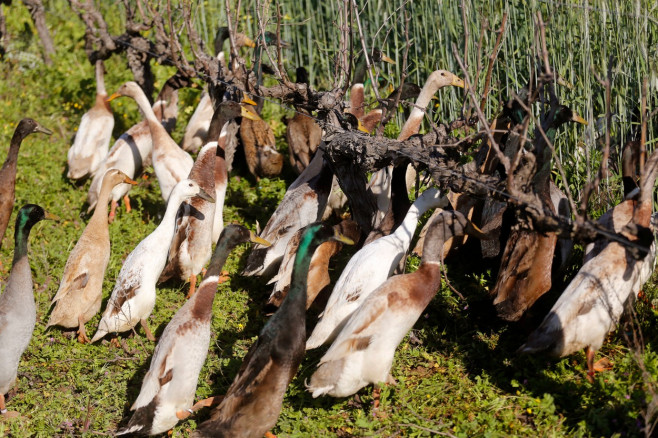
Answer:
[[123, 177, 138, 185], [244, 36, 256, 48], [107, 92, 121, 103], [571, 111, 588, 125], [242, 97, 258, 106], [249, 232, 271, 247], [333, 229, 355, 245], [195, 188, 215, 203], [357, 119, 370, 134], [44, 211, 60, 221], [241, 105, 262, 121], [34, 123, 53, 135], [381, 53, 395, 65], [465, 222, 492, 240], [451, 75, 465, 88]]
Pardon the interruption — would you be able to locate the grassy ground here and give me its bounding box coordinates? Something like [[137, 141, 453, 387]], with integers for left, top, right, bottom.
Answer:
[[1, 1, 658, 437]]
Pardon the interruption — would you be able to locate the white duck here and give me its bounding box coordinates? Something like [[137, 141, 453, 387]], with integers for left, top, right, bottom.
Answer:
[[90, 179, 214, 343], [306, 187, 448, 349], [67, 60, 114, 180], [87, 74, 188, 220], [519, 150, 658, 381], [307, 211, 485, 398], [108, 81, 193, 203], [116, 225, 269, 436]]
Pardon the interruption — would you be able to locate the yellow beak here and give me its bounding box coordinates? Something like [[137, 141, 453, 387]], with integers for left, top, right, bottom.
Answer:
[[381, 53, 396, 65], [357, 119, 370, 134], [451, 76, 465, 88], [242, 96, 258, 106], [250, 232, 272, 247], [44, 211, 60, 221], [243, 36, 256, 48], [241, 105, 262, 121], [571, 111, 588, 125], [107, 92, 121, 103], [333, 229, 355, 245]]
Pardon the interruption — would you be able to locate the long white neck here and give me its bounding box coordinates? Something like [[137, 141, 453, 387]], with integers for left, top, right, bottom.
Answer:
[[95, 60, 106, 96], [391, 188, 443, 246], [398, 73, 445, 141], [150, 190, 190, 244]]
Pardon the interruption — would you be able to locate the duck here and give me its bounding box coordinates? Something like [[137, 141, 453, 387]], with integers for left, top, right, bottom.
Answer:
[[346, 48, 395, 133], [90, 179, 214, 343], [116, 225, 270, 436], [267, 219, 361, 309], [368, 70, 464, 234], [191, 223, 353, 438], [0, 204, 57, 418], [159, 101, 260, 298], [286, 66, 322, 174], [107, 81, 194, 203], [306, 187, 448, 350], [46, 169, 137, 343], [87, 73, 190, 221], [241, 150, 334, 279], [307, 211, 487, 398], [491, 105, 587, 321], [66, 60, 114, 180], [0, 118, 52, 250], [240, 100, 284, 179], [519, 147, 658, 381], [181, 28, 255, 154]]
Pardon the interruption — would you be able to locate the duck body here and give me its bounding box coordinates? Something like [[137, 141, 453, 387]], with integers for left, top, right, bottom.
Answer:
[[193, 223, 351, 438], [307, 211, 483, 398], [117, 225, 267, 435], [181, 91, 214, 153], [87, 75, 186, 214], [0, 119, 51, 249], [91, 180, 213, 342], [287, 67, 322, 174], [306, 187, 446, 349], [47, 170, 136, 342], [242, 151, 334, 278], [67, 60, 113, 180], [109, 81, 193, 203], [240, 104, 283, 179], [0, 205, 55, 415]]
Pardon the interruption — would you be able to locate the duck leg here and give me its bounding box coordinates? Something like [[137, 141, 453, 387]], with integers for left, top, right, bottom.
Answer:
[[123, 195, 132, 213], [140, 318, 156, 341], [585, 347, 596, 383], [109, 200, 118, 224], [0, 394, 19, 419], [186, 274, 197, 299], [77, 316, 90, 344], [175, 396, 224, 420]]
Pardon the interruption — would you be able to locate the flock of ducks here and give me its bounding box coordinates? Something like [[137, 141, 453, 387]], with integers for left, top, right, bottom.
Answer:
[[0, 27, 656, 436]]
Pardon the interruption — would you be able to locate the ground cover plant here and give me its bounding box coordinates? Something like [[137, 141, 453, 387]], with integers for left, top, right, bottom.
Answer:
[[0, 0, 657, 437]]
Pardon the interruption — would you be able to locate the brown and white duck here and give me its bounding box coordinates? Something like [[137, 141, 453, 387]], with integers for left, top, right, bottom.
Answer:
[[116, 225, 269, 436], [159, 101, 260, 298], [0, 205, 57, 418], [519, 143, 658, 381], [286, 67, 322, 174], [240, 100, 284, 179], [47, 170, 136, 343], [87, 73, 190, 220], [107, 81, 194, 203], [307, 211, 487, 398], [0, 118, 51, 250], [66, 60, 114, 180]]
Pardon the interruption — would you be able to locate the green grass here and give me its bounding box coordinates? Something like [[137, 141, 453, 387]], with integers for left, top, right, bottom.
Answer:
[[0, 0, 657, 437]]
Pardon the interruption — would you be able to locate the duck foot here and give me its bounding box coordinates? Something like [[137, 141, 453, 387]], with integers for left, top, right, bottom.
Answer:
[[264, 432, 277, 438], [77, 317, 90, 344], [218, 270, 230, 284], [0, 395, 19, 420], [175, 396, 224, 420], [372, 386, 381, 410], [140, 318, 156, 342], [585, 347, 612, 382]]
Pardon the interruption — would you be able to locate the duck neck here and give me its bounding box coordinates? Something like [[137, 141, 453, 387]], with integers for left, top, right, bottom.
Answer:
[[13, 215, 36, 264], [95, 60, 106, 96], [281, 228, 321, 313], [130, 86, 160, 126], [154, 192, 188, 239], [89, 177, 115, 224], [206, 110, 234, 145], [3, 125, 29, 170], [398, 78, 442, 141], [391, 196, 431, 245], [352, 54, 368, 86]]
